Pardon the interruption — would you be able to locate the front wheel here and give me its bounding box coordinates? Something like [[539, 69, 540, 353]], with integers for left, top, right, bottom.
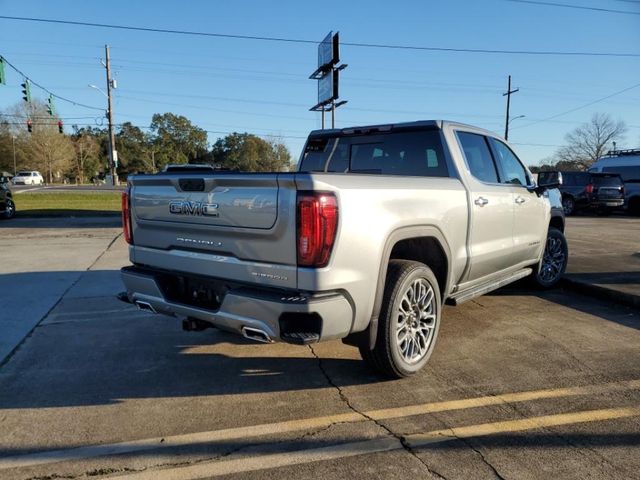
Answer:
[[532, 227, 568, 289], [359, 260, 441, 378]]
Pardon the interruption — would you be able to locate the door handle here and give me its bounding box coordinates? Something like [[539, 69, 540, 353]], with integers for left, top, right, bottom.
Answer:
[[515, 196, 526, 204], [474, 197, 489, 207]]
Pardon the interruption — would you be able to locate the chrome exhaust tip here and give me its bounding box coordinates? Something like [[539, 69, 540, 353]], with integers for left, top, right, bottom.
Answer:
[[241, 326, 273, 343], [134, 300, 157, 314]]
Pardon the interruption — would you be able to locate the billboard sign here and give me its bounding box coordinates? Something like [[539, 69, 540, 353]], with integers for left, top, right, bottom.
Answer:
[[318, 70, 339, 105], [317, 31, 339, 71]]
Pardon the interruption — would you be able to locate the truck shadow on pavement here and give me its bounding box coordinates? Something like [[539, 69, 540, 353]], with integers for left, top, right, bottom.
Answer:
[[0, 269, 382, 410]]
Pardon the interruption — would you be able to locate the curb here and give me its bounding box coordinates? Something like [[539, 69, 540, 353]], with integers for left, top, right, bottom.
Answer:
[[561, 277, 640, 310]]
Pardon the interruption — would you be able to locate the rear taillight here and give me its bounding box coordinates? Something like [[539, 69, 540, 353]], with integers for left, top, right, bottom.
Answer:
[[585, 184, 594, 195], [121, 189, 133, 245], [297, 192, 338, 267]]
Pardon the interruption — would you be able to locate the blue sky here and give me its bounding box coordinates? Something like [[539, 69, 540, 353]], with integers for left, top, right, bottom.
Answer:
[[0, 0, 639, 165]]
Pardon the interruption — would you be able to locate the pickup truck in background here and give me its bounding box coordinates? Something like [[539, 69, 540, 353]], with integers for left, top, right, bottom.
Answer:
[[120, 121, 567, 378]]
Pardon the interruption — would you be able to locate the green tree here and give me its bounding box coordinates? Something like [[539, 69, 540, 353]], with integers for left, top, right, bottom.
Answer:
[[212, 133, 292, 172], [115, 122, 153, 173], [149, 113, 208, 169], [0, 120, 16, 174]]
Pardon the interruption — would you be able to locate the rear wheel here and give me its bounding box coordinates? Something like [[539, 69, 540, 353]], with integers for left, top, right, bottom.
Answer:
[[532, 227, 568, 289], [562, 196, 575, 216], [359, 260, 441, 378], [2, 198, 15, 219]]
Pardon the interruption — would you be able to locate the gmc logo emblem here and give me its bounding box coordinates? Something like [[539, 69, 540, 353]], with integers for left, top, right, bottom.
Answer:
[[169, 201, 219, 217]]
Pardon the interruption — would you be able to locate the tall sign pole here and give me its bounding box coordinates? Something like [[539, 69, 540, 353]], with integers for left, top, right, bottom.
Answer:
[[503, 75, 519, 141], [310, 32, 347, 129], [105, 45, 118, 186]]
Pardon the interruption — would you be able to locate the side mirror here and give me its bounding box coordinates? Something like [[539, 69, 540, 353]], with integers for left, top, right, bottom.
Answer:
[[537, 171, 563, 189]]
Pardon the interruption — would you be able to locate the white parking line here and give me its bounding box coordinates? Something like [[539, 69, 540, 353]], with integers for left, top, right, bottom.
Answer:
[[1, 378, 639, 470]]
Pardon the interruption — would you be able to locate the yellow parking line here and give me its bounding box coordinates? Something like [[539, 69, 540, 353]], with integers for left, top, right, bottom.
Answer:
[[109, 406, 640, 480], [2, 378, 639, 470], [406, 406, 640, 448]]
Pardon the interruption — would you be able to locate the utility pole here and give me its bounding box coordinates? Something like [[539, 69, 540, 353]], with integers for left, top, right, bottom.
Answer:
[[503, 75, 519, 141], [104, 45, 118, 186]]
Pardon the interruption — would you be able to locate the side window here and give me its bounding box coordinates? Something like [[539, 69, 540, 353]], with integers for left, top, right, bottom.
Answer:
[[456, 132, 499, 184], [489, 138, 529, 186], [561, 173, 573, 186]]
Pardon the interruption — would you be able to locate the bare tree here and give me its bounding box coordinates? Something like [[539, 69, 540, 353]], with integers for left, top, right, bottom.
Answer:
[[72, 133, 100, 184], [553, 113, 627, 169], [6, 101, 75, 182]]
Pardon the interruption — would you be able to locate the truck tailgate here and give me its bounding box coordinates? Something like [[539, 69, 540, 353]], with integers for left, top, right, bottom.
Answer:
[[128, 173, 298, 288]]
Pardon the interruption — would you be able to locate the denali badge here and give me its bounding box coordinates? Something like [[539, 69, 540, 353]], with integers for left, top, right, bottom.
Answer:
[[169, 200, 219, 217]]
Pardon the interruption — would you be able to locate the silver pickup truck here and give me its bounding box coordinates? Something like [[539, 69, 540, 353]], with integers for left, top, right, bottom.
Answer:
[[121, 120, 567, 378]]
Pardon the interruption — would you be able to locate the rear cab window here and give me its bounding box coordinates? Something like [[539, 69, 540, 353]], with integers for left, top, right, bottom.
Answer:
[[299, 128, 451, 177], [592, 174, 623, 187]]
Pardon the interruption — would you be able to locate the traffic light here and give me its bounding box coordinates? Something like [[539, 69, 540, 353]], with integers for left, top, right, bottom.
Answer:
[[47, 95, 56, 116], [27, 119, 33, 133], [57, 120, 64, 134], [0, 58, 6, 86], [21, 80, 31, 103]]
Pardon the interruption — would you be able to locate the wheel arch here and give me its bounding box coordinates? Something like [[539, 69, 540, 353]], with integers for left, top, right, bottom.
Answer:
[[549, 214, 565, 233], [347, 226, 451, 350]]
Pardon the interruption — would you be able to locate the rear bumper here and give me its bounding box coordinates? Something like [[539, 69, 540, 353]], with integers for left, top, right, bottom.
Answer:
[[120, 266, 354, 343], [592, 199, 624, 208]]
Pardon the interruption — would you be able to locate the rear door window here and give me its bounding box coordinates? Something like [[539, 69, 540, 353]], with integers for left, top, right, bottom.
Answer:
[[456, 132, 499, 184], [592, 175, 623, 187]]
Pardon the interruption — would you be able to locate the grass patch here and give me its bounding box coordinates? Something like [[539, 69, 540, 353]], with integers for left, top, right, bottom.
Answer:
[[14, 192, 122, 217]]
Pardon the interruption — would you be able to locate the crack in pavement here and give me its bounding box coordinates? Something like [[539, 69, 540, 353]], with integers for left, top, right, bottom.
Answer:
[[308, 345, 449, 480], [23, 421, 349, 479]]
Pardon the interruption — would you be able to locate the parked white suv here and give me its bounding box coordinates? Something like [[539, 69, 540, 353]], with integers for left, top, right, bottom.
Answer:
[[12, 171, 44, 185]]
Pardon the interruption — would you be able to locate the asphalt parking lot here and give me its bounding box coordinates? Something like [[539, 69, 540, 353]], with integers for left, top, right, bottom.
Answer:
[[1, 217, 639, 479]]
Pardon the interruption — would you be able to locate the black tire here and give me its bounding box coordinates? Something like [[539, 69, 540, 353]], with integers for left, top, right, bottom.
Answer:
[[359, 260, 441, 378], [628, 198, 640, 217], [562, 196, 575, 216], [2, 198, 15, 219], [532, 227, 568, 289]]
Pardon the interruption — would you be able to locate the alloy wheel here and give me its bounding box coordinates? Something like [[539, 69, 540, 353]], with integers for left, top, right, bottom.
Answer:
[[395, 278, 437, 364]]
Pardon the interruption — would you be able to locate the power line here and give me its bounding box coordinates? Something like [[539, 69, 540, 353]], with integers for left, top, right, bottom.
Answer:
[[0, 54, 104, 111], [506, 0, 640, 15], [0, 15, 639, 57], [514, 82, 640, 130]]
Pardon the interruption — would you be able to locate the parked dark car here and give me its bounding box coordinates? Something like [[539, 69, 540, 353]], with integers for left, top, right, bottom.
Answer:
[[554, 171, 625, 215], [0, 176, 16, 219]]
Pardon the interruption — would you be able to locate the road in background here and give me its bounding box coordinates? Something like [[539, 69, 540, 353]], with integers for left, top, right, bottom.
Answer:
[[11, 185, 126, 194]]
